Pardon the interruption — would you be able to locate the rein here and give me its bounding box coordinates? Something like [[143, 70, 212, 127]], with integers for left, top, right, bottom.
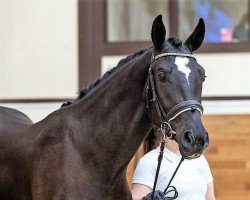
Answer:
[[146, 52, 204, 199]]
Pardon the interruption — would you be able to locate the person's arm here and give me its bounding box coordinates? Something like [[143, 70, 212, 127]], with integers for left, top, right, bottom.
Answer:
[[131, 183, 152, 200], [201, 155, 216, 200], [205, 182, 216, 200]]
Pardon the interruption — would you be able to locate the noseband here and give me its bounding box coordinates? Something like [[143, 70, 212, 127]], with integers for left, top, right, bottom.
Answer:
[[147, 52, 204, 138]]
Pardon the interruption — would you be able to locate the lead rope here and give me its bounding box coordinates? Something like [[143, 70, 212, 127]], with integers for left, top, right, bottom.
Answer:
[[151, 146, 184, 200], [163, 157, 184, 199], [151, 137, 166, 199], [151, 126, 184, 200]]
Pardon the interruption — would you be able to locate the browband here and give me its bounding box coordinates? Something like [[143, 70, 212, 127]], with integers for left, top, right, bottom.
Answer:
[[153, 53, 196, 61]]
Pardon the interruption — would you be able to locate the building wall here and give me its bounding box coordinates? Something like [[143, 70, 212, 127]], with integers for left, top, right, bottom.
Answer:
[[0, 0, 78, 99], [1, 0, 250, 107]]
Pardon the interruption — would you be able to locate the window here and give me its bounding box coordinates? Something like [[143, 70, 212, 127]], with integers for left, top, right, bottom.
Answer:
[[78, 0, 250, 99], [107, 0, 169, 42], [106, 0, 250, 52]]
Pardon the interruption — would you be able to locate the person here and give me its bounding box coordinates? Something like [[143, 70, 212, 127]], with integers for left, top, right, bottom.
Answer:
[[131, 128, 216, 200], [194, 0, 233, 42], [233, 13, 250, 42]]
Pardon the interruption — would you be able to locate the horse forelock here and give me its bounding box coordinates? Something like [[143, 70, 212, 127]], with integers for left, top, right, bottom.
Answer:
[[167, 37, 183, 48], [61, 49, 148, 107]]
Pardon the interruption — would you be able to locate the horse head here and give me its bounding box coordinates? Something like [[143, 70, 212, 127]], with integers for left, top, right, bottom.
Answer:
[[148, 15, 208, 159]]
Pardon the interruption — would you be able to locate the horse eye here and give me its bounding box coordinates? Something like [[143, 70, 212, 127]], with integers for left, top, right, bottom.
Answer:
[[158, 71, 166, 82]]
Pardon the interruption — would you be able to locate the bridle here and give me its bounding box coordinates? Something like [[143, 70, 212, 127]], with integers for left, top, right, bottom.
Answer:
[[146, 52, 204, 138], [146, 52, 204, 199]]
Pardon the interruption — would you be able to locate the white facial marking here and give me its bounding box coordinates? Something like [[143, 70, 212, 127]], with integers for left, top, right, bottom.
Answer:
[[174, 57, 191, 84]]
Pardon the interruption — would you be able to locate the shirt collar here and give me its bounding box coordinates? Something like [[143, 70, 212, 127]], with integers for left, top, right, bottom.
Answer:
[[157, 146, 182, 162]]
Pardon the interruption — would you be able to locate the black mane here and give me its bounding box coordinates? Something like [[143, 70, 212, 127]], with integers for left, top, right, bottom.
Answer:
[[61, 38, 183, 107], [61, 49, 148, 107]]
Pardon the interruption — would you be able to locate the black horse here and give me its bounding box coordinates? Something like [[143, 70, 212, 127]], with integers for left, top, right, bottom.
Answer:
[[0, 15, 208, 200]]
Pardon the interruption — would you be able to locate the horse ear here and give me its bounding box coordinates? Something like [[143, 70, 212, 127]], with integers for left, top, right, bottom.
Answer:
[[184, 18, 205, 52], [151, 15, 166, 51]]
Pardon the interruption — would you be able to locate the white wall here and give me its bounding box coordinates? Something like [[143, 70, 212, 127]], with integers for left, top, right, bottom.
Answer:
[[0, 0, 78, 99], [197, 52, 250, 97], [0, 102, 63, 123], [1, 52, 250, 123], [101, 52, 250, 115], [2, 99, 250, 123], [102, 52, 250, 97]]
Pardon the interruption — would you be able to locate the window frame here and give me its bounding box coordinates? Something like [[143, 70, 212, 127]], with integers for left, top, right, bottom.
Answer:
[[104, 0, 250, 53], [78, 0, 250, 100]]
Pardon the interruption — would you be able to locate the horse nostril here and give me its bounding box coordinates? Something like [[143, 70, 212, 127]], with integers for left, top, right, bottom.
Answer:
[[184, 131, 195, 145], [204, 132, 209, 148]]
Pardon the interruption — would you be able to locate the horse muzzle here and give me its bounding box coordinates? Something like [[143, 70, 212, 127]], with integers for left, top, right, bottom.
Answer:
[[178, 130, 209, 159]]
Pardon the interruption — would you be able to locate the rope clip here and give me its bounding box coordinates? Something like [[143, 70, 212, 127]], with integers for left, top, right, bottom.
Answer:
[[160, 122, 174, 139]]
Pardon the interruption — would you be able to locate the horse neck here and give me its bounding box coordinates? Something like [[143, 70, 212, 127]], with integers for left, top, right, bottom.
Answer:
[[71, 49, 153, 170]]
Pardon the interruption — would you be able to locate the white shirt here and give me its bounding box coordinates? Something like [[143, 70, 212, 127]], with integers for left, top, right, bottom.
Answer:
[[132, 146, 213, 200]]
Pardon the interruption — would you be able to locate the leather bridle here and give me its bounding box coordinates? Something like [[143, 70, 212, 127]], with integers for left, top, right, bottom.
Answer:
[[146, 52, 204, 138], [145, 52, 205, 199]]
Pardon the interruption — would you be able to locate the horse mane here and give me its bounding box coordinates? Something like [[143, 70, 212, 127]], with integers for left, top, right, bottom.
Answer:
[[61, 48, 148, 107], [61, 38, 182, 107]]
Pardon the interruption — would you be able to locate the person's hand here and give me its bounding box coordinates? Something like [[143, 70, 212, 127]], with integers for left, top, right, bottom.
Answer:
[[142, 190, 165, 200]]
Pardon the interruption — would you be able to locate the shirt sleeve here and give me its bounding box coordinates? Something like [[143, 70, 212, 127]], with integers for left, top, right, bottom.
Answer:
[[201, 155, 214, 184], [132, 155, 157, 189]]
